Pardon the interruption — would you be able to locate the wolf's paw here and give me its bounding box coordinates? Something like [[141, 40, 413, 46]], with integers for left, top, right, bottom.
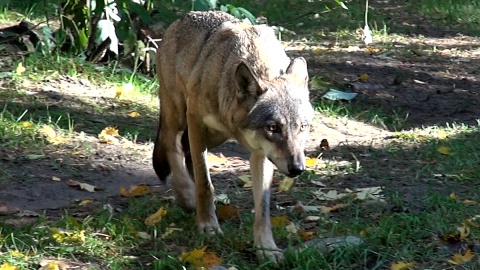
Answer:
[[173, 181, 196, 210], [198, 219, 223, 235], [256, 248, 284, 264]]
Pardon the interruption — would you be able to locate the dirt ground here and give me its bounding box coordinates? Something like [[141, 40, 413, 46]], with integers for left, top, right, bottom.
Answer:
[[1, 16, 479, 220]]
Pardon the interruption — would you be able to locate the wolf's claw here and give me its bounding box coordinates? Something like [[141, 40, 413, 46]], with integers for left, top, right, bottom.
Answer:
[[198, 220, 223, 235], [256, 248, 284, 264]]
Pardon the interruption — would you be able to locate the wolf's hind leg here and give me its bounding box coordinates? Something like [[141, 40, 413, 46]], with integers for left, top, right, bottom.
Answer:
[[160, 110, 196, 210]]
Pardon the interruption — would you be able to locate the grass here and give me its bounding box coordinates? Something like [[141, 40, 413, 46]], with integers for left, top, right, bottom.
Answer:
[[2, 0, 480, 269]]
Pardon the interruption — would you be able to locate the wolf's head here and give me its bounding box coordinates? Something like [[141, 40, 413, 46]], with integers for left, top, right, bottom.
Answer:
[[235, 57, 314, 178]]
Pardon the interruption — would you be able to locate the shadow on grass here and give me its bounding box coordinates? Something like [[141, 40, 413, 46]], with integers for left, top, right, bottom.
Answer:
[[0, 88, 159, 143]]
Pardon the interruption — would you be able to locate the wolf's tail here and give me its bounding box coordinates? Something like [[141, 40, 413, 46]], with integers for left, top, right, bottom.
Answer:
[[152, 118, 170, 181], [152, 118, 193, 181]]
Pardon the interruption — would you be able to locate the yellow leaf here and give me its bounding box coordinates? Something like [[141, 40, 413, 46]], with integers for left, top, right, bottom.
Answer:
[[180, 246, 208, 266], [438, 146, 450, 155], [207, 153, 228, 166], [98, 126, 120, 144], [16, 62, 26, 76], [359, 73, 369, 82], [144, 207, 168, 226], [457, 223, 470, 239], [20, 121, 34, 129], [271, 215, 289, 229], [359, 229, 368, 237], [0, 263, 18, 270], [120, 184, 152, 197], [365, 47, 381, 54], [312, 48, 323, 54], [305, 157, 318, 167], [10, 250, 26, 258], [390, 261, 415, 270], [79, 199, 93, 206], [39, 262, 60, 270], [51, 228, 86, 244], [449, 249, 474, 265], [217, 204, 239, 221], [38, 260, 68, 270], [39, 125, 57, 139], [128, 111, 141, 118], [449, 192, 458, 201], [437, 130, 447, 139], [51, 176, 61, 182], [278, 176, 295, 192]]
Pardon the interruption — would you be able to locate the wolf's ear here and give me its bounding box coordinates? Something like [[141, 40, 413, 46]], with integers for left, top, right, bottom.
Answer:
[[286, 57, 309, 88], [235, 63, 265, 99]]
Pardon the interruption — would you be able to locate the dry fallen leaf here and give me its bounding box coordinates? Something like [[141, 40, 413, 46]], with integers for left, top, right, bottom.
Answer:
[[144, 207, 168, 226], [16, 62, 26, 76], [78, 199, 93, 206], [217, 204, 240, 221], [161, 226, 183, 238], [286, 222, 298, 234], [457, 223, 470, 239], [438, 146, 450, 155], [390, 261, 415, 270], [0, 263, 18, 270], [463, 199, 477, 206], [120, 184, 152, 197], [278, 176, 295, 192], [79, 182, 96, 193], [238, 175, 252, 188], [271, 216, 289, 229], [51, 228, 86, 244], [98, 126, 120, 144], [305, 157, 318, 167], [207, 153, 228, 166], [320, 203, 349, 214], [298, 230, 315, 241], [38, 260, 67, 270], [21, 121, 34, 129], [128, 111, 140, 118], [448, 249, 474, 265], [51, 176, 61, 182], [66, 180, 100, 192], [180, 246, 222, 268], [437, 130, 447, 139], [136, 231, 152, 240], [465, 219, 480, 228]]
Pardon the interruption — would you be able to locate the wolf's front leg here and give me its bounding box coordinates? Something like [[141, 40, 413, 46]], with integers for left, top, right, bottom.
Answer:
[[187, 112, 223, 235], [251, 151, 283, 263]]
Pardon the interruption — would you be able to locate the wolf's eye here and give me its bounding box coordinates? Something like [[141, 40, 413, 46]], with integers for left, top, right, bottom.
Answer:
[[266, 124, 278, 132], [300, 124, 308, 131]]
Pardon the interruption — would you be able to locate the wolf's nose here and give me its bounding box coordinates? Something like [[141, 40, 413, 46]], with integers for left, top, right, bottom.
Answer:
[[287, 162, 305, 177]]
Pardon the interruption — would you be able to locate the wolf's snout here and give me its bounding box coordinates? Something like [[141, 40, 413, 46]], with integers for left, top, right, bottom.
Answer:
[[287, 161, 305, 177]]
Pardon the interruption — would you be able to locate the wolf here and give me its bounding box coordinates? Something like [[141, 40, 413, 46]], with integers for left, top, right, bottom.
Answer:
[[152, 11, 314, 262]]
